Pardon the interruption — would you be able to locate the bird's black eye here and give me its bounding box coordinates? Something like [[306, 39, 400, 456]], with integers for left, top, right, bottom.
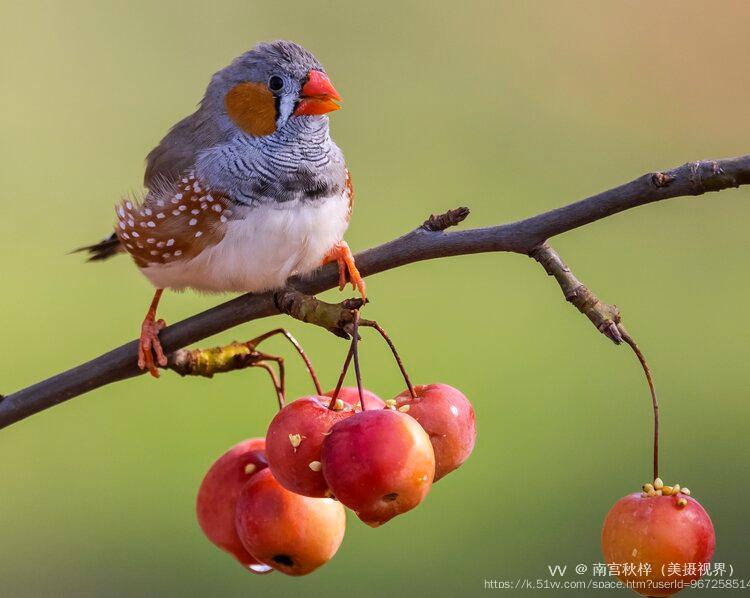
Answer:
[[268, 75, 284, 92]]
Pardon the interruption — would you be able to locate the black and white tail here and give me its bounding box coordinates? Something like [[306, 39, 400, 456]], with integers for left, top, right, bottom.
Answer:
[[73, 232, 123, 262]]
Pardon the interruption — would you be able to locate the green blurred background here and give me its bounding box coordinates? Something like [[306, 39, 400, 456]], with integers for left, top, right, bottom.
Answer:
[[1, 1, 749, 596]]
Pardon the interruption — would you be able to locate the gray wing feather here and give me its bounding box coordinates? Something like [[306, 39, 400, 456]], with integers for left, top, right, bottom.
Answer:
[[144, 108, 223, 190]]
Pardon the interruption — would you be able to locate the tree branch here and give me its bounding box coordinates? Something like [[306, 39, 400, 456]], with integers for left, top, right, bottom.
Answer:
[[1, 154, 748, 429], [530, 242, 623, 344]]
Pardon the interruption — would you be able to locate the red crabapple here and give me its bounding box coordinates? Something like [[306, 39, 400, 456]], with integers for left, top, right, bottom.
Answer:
[[602, 482, 715, 597], [394, 383, 476, 481], [321, 409, 435, 526], [235, 468, 346, 576], [266, 396, 356, 497], [196, 438, 271, 573], [325, 386, 386, 410]]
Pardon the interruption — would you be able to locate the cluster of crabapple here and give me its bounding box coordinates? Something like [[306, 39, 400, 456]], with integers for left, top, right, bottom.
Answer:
[[195, 322, 476, 576], [192, 317, 718, 592]]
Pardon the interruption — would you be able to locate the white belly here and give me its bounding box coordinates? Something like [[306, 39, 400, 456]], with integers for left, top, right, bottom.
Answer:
[[139, 193, 350, 293]]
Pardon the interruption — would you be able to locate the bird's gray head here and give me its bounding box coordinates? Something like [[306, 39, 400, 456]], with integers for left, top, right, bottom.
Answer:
[[203, 40, 342, 137]]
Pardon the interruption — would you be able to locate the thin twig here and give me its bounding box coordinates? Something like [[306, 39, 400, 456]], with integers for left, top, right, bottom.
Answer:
[[530, 242, 622, 344]]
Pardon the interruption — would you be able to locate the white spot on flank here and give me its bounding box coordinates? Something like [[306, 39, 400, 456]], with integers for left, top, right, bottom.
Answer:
[[121, 233, 129, 239], [175, 193, 183, 200], [131, 231, 139, 237], [156, 212, 165, 219], [156, 200, 165, 207], [194, 231, 203, 237], [147, 238, 155, 244], [206, 195, 214, 202], [150, 250, 158, 256], [125, 201, 133, 209], [220, 215, 228, 223], [166, 239, 175, 247], [147, 221, 156, 228], [126, 243, 134, 249], [178, 205, 187, 211], [174, 250, 183, 256], [156, 241, 165, 248], [172, 210, 180, 216], [162, 252, 171, 259], [127, 219, 135, 227], [189, 218, 198, 226], [181, 178, 188, 183], [212, 204, 222, 212], [117, 207, 125, 217], [144, 208, 153, 216], [191, 209, 199, 215], [171, 198, 180, 204], [119, 222, 126, 229]]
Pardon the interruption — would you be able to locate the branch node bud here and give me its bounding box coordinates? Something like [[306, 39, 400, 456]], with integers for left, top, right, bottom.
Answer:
[[651, 171, 676, 188], [421, 207, 470, 232]]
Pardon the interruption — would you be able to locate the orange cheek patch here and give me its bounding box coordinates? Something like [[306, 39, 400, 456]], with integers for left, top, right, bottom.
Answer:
[[225, 82, 277, 136]]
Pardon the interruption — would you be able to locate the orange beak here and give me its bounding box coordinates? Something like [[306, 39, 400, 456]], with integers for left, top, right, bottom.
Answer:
[[294, 70, 342, 116]]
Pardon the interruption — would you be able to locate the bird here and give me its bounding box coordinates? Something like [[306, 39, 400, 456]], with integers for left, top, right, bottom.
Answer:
[[79, 40, 365, 378]]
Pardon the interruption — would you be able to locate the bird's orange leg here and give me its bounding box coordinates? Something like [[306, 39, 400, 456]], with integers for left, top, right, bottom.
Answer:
[[138, 288, 168, 378], [322, 241, 366, 301]]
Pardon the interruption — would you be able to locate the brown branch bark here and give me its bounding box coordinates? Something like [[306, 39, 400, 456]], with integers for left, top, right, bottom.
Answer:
[[1, 154, 749, 429], [530, 242, 623, 344]]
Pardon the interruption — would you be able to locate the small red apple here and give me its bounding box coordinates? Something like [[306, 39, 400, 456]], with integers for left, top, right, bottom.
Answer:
[[195, 438, 271, 572], [602, 482, 715, 596], [266, 396, 355, 497], [394, 383, 476, 481], [325, 386, 386, 410], [321, 409, 435, 526], [235, 468, 346, 576]]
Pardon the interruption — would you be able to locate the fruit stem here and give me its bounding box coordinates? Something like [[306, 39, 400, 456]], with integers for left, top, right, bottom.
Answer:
[[619, 325, 659, 481], [351, 311, 367, 411], [362, 321, 416, 400], [328, 346, 354, 409], [253, 361, 285, 410], [249, 328, 323, 395]]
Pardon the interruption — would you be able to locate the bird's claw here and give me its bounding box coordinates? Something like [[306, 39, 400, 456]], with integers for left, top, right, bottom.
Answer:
[[138, 316, 168, 378], [323, 241, 366, 301]]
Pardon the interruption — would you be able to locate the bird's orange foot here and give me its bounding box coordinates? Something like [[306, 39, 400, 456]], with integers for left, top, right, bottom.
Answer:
[[138, 315, 168, 378], [322, 241, 366, 301]]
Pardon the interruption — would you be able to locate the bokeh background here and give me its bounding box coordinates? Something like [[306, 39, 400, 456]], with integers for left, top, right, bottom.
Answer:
[[1, 1, 749, 596]]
